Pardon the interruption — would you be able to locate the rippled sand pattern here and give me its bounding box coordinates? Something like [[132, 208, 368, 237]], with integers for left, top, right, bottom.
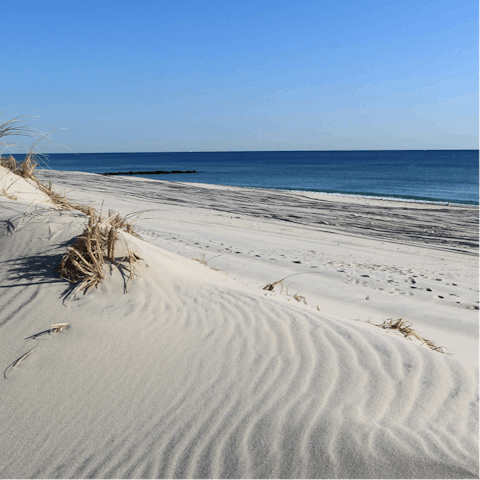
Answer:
[[0, 207, 477, 478]]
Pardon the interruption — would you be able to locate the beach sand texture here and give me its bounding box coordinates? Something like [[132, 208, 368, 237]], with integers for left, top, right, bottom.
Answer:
[[0, 167, 478, 478]]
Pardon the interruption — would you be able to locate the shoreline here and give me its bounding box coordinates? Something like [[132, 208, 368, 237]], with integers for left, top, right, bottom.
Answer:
[[279, 187, 479, 207], [37, 170, 479, 256], [37, 167, 480, 207]]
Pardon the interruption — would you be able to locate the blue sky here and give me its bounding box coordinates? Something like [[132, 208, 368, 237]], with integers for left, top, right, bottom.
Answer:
[[3, 0, 478, 152]]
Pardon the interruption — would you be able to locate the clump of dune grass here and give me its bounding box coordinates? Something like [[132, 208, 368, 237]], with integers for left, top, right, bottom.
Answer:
[[370, 318, 448, 354], [1, 115, 142, 295], [0, 114, 43, 178], [0, 114, 73, 209], [0, 152, 38, 178], [57, 211, 143, 295]]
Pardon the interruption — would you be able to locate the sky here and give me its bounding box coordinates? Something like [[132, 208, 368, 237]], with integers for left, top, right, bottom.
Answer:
[[2, 0, 478, 153]]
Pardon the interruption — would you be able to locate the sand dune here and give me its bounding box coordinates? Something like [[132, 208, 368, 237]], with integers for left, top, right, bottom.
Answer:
[[0, 170, 478, 478]]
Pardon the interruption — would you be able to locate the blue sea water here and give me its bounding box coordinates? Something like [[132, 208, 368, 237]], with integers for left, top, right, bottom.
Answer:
[[31, 150, 478, 206]]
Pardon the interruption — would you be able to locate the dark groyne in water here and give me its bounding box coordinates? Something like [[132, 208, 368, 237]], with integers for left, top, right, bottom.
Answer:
[[100, 170, 197, 176]]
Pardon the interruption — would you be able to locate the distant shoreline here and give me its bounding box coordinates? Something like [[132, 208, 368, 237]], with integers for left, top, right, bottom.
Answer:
[[100, 170, 197, 176], [31, 150, 477, 206]]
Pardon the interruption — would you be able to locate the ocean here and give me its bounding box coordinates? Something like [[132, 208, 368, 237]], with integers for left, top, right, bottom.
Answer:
[[30, 150, 479, 206]]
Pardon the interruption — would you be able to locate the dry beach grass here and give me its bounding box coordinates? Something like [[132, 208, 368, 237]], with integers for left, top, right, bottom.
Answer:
[[56, 211, 143, 295], [370, 317, 448, 353]]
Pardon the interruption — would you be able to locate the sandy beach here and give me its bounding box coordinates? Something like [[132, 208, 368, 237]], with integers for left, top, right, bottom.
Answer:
[[0, 167, 478, 478]]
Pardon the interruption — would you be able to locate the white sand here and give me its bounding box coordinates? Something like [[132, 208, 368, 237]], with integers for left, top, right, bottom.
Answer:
[[0, 169, 478, 478], [0, 165, 52, 205]]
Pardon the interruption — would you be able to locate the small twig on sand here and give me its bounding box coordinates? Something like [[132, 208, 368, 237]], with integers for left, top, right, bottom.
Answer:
[[24, 323, 69, 340], [263, 272, 319, 293], [4, 348, 36, 379]]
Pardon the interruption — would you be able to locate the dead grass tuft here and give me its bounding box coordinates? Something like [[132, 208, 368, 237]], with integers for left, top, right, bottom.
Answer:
[[293, 293, 307, 304], [370, 318, 449, 354], [57, 212, 142, 295], [0, 153, 38, 179]]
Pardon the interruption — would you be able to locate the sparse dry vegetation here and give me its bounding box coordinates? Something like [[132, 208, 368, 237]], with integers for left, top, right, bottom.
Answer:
[[293, 293, 307, 304], [24, 323, 69, 340], [263, 272, 321, 294], [57, 211, 143, 295], [0, 153, 38, 178], [193, 252, 224, 271], [370, 318, 448, 354], [263, 273, 310, 304], [3, 347, 36, 379], [0, 187, 18, 200], [0, 114, 34, 146], [0, 115, 142, 295], [4, 323, 70, 378], [0, 114, 42, 179]]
